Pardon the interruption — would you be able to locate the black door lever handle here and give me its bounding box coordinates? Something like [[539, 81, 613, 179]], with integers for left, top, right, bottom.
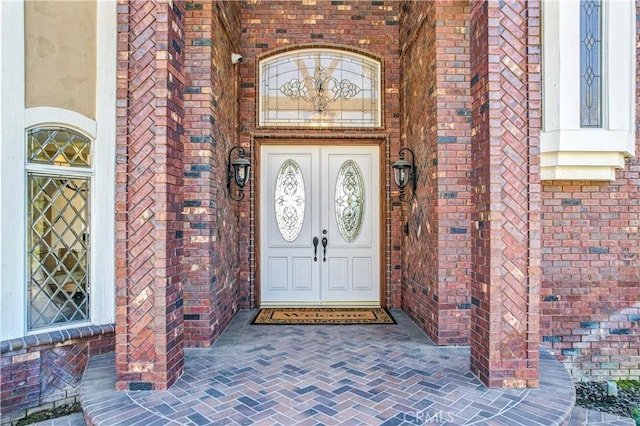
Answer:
[[321, 237, 328, 262], [313, 237, 319, 262]]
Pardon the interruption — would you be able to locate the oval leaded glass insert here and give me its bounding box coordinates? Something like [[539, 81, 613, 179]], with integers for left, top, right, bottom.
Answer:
[[275, 159, 305, 242], [335, 160, 365, 242]]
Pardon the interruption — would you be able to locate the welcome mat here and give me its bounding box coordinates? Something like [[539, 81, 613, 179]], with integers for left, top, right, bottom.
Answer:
[[252, 307, 395, 325]]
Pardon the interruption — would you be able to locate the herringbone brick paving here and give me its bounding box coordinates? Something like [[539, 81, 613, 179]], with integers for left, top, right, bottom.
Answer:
[[80, 311, 633, 425]]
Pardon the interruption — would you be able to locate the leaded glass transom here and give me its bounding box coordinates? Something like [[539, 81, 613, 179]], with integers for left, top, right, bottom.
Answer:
[[260, 49, 381, 128], [580, 0, 602, 127], [275, 160, 305, 242], [335, 160, 364, 242], [29, 127, 91, 167]]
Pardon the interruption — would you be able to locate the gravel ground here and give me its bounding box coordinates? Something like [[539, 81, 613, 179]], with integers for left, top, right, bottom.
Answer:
[[16, 403, 82, 425], [575, 381, 640, 422]]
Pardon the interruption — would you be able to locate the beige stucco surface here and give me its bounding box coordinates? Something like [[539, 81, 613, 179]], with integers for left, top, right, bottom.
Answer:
[[25, 1, 96, 119]]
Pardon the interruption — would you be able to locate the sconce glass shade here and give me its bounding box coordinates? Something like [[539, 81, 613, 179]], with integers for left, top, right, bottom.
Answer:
[[392, 158, 412, 189], [232, 156, 251, 187]]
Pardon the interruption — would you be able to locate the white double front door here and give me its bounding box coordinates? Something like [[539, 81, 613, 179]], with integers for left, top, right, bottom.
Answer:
[[260, 145, 380, 306]]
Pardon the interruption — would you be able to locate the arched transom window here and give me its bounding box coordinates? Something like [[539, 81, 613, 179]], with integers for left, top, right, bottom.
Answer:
[[259, 48, 381, 128]]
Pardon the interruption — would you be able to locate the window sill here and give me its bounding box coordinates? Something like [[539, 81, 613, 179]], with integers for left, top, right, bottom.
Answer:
[[0, 323, 114, 354], [540, 129, 635, 181]]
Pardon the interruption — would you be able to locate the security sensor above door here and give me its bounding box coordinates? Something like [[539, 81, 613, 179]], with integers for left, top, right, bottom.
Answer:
[[231, 53, 243, 64]]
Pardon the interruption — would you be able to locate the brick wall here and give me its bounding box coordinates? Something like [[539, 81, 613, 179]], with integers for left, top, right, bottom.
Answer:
[[239, 0, 402, 308], [399, 0, 472, 346], [399, 0, 637, 385], [182, 1, 243, 347], [538, 1, 640, 382], [0, 327, 114, 424], [540, 170, 640, 381], [115, 0, 186, 391]]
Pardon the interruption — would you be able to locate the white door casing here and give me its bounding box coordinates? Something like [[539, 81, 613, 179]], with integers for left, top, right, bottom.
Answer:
[[260, 145, 380, 306]]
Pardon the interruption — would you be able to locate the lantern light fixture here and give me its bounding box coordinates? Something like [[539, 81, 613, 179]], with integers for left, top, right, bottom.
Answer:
[[391, 147, 418, 202], [227, 146, 251, 201]]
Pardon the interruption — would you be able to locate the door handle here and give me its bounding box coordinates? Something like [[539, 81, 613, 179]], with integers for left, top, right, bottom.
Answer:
[[313, 237, 319, 262], [321, 237, 328, 262]]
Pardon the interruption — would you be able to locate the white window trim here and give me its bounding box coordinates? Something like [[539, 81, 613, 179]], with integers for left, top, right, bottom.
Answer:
[[541, 0, 636, 181], [93, 0, 117, 328], [0, 1, 116, 340], [1, 0, 27, 340]]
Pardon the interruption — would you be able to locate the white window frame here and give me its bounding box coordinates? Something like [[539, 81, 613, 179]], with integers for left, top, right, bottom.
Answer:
[[0, 1, 116, 340], [541, 0, 636, 181], [25, 117, 95, 331]]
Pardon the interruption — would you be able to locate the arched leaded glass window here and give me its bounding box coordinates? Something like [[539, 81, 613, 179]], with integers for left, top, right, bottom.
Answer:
[[26, 127, 91, 329], [259, 48, 381, 128]]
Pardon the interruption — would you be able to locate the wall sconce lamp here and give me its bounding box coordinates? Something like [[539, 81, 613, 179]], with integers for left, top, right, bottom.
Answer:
[[227, 146, 251, 201], [391, 147, 418, 202]]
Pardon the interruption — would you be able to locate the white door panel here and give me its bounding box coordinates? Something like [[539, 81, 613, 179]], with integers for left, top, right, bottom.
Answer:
[[322, 147, 379, 303], [292, 257, 313, 290], [328, 257, 348, 290], [260, 145, 379, 305], [352, 258, 373, 290], [262, 148, 319, 303], [267, 257, 288, 290]]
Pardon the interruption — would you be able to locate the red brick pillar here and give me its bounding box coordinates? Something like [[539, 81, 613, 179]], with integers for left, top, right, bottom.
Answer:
[[399, 1, 472, 345], [469, 0, 541, 388], [429, 1, 473, 345], [115, 0, 186, 391], [182, 2, 242, 347]]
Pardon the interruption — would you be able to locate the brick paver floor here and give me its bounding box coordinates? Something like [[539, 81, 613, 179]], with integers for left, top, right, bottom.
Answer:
[[79, 310, 634, 425]]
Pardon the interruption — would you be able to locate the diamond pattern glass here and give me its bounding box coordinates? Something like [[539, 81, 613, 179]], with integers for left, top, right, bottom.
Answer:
[[335, 160, 364, 242], [28, 176, 89, 328], [28, 127, 91, 167], [260, 49, 381, 128], [580, 0, 602, 127], [27, 127, 91, 330], [275, 160, 305, 242]]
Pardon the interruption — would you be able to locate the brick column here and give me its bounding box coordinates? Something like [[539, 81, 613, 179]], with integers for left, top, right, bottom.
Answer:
[[115, 0, 185, 390], [182, 1, 242, 347], [469, 0, 541, 388], [400, 1, 472, 346]]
